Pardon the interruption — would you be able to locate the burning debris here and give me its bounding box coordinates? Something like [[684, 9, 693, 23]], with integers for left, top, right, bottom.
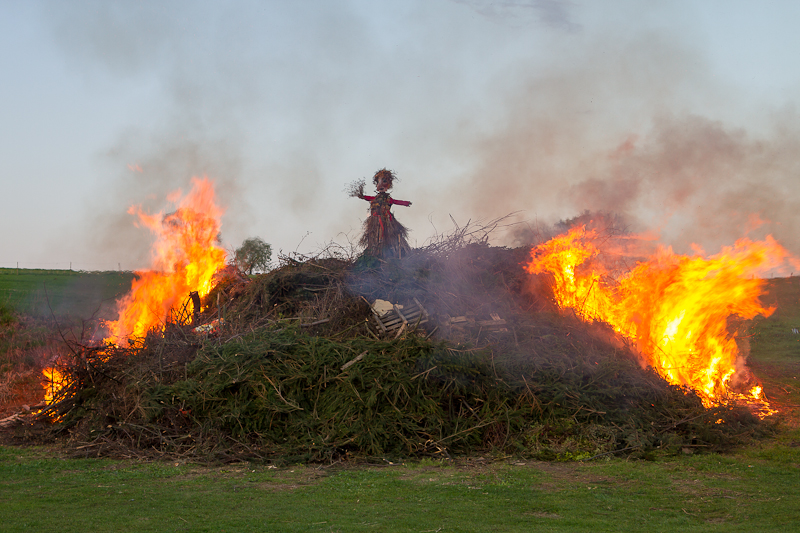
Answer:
[[37, 177, 227, 415], [525, 225, 792, 416], [9, 176, 792, 462], [350, 168, 412, 259], [18, 212, 784, 463], [102, 176, 227, 347]]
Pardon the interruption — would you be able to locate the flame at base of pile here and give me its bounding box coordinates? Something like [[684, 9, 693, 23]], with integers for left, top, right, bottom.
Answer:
[[41, 177, 227, 407], [526, 226, 793, 416], [42, 367, 66, 406]]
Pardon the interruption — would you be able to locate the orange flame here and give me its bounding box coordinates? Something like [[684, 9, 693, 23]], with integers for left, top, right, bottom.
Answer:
[[41, 177, 226, 406], [103, 176, 227, 347], [526, 226, 792, 414], [42, 367, 66, 406]]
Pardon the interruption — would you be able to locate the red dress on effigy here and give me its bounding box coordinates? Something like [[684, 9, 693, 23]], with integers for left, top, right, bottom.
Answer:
[[359, 191, 411, 258]]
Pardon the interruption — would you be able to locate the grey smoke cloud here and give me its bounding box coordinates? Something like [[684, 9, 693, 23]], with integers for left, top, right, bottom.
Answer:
[[455, 0, 582, 32], [38, 0, 518, 266], [18, 0, 800, 270], [566, 113, 800, 254], [87, 131, 245, 265], [449, 34, 800, 260]]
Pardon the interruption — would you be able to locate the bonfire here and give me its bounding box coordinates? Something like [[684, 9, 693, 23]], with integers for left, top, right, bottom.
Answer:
[[39, 177, 227, 411], [23, 187, 796, 463]]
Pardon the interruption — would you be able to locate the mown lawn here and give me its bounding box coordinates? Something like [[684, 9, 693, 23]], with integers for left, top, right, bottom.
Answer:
[[1, 441, 799, 532]]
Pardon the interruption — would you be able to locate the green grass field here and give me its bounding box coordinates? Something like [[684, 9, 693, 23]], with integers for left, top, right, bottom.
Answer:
[[748, 277, 800, 422], [0, 268, 135, 320], [0, 272, 799, 532], [752, 277, 800, 363]]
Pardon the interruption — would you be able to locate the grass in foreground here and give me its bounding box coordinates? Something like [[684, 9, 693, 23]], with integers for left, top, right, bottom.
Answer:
[[1, 440, 799, 533]]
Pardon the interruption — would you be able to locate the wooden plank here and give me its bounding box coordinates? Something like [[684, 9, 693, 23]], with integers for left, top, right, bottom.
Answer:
[[393, 323, 407, 339], [371, 312, 388, 333], [301, 318, 331, 327], [387, 319, 427, 328], [369, 300, 431, 337], [393, 304, 408, 323], [413, 298, 428, 318], [477, 319, 507, 327], [384, 312, 422, 324], [384, 314, 426, 328]]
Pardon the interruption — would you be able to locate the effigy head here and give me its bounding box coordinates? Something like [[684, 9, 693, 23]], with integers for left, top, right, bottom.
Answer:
[[372, 168, 396, 192]]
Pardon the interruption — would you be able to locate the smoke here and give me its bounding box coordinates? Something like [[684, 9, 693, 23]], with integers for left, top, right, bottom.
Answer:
[[454, 0, 582, 32], [450, 34, 800, 260], [29, 1, 800, 269], [86, 132, 244, 269], [569, 113, 800, 256], [41, 1, 251, 268]]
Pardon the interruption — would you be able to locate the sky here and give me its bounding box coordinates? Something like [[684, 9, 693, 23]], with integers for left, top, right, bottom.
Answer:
[[2, 0, 800, 272]]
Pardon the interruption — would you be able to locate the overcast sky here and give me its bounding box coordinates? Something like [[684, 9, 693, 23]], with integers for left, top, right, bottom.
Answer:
[[2, 0, 800, 271]]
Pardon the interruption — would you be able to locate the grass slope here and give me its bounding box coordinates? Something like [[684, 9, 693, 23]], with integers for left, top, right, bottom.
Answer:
[[752, 277, 800, 362]]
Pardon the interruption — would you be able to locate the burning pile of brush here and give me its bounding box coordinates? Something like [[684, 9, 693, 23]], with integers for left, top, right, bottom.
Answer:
[[24, 180, 793, 462], [525, 218, 794, 417]]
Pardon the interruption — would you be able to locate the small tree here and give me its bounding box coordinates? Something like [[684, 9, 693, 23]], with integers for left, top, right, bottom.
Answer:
[[234, 237, 272, 275]]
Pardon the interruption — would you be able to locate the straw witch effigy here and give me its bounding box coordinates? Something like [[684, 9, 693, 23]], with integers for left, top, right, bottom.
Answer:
[[350, 168, 412, 258]]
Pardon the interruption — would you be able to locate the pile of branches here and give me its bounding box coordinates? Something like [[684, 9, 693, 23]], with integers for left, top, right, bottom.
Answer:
[[22, 223, 771, 462], [32, 320, 765, 463]]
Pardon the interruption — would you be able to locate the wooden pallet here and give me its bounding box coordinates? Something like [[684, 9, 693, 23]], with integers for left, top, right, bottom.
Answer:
[[447, 312, 507, 331], [370, 297, 429, 337]]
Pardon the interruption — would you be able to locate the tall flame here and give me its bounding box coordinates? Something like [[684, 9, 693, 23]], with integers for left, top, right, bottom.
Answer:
[[103, 176, 227, 347], [41, 177, 226, 407], [526, 226, 792, 413]]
